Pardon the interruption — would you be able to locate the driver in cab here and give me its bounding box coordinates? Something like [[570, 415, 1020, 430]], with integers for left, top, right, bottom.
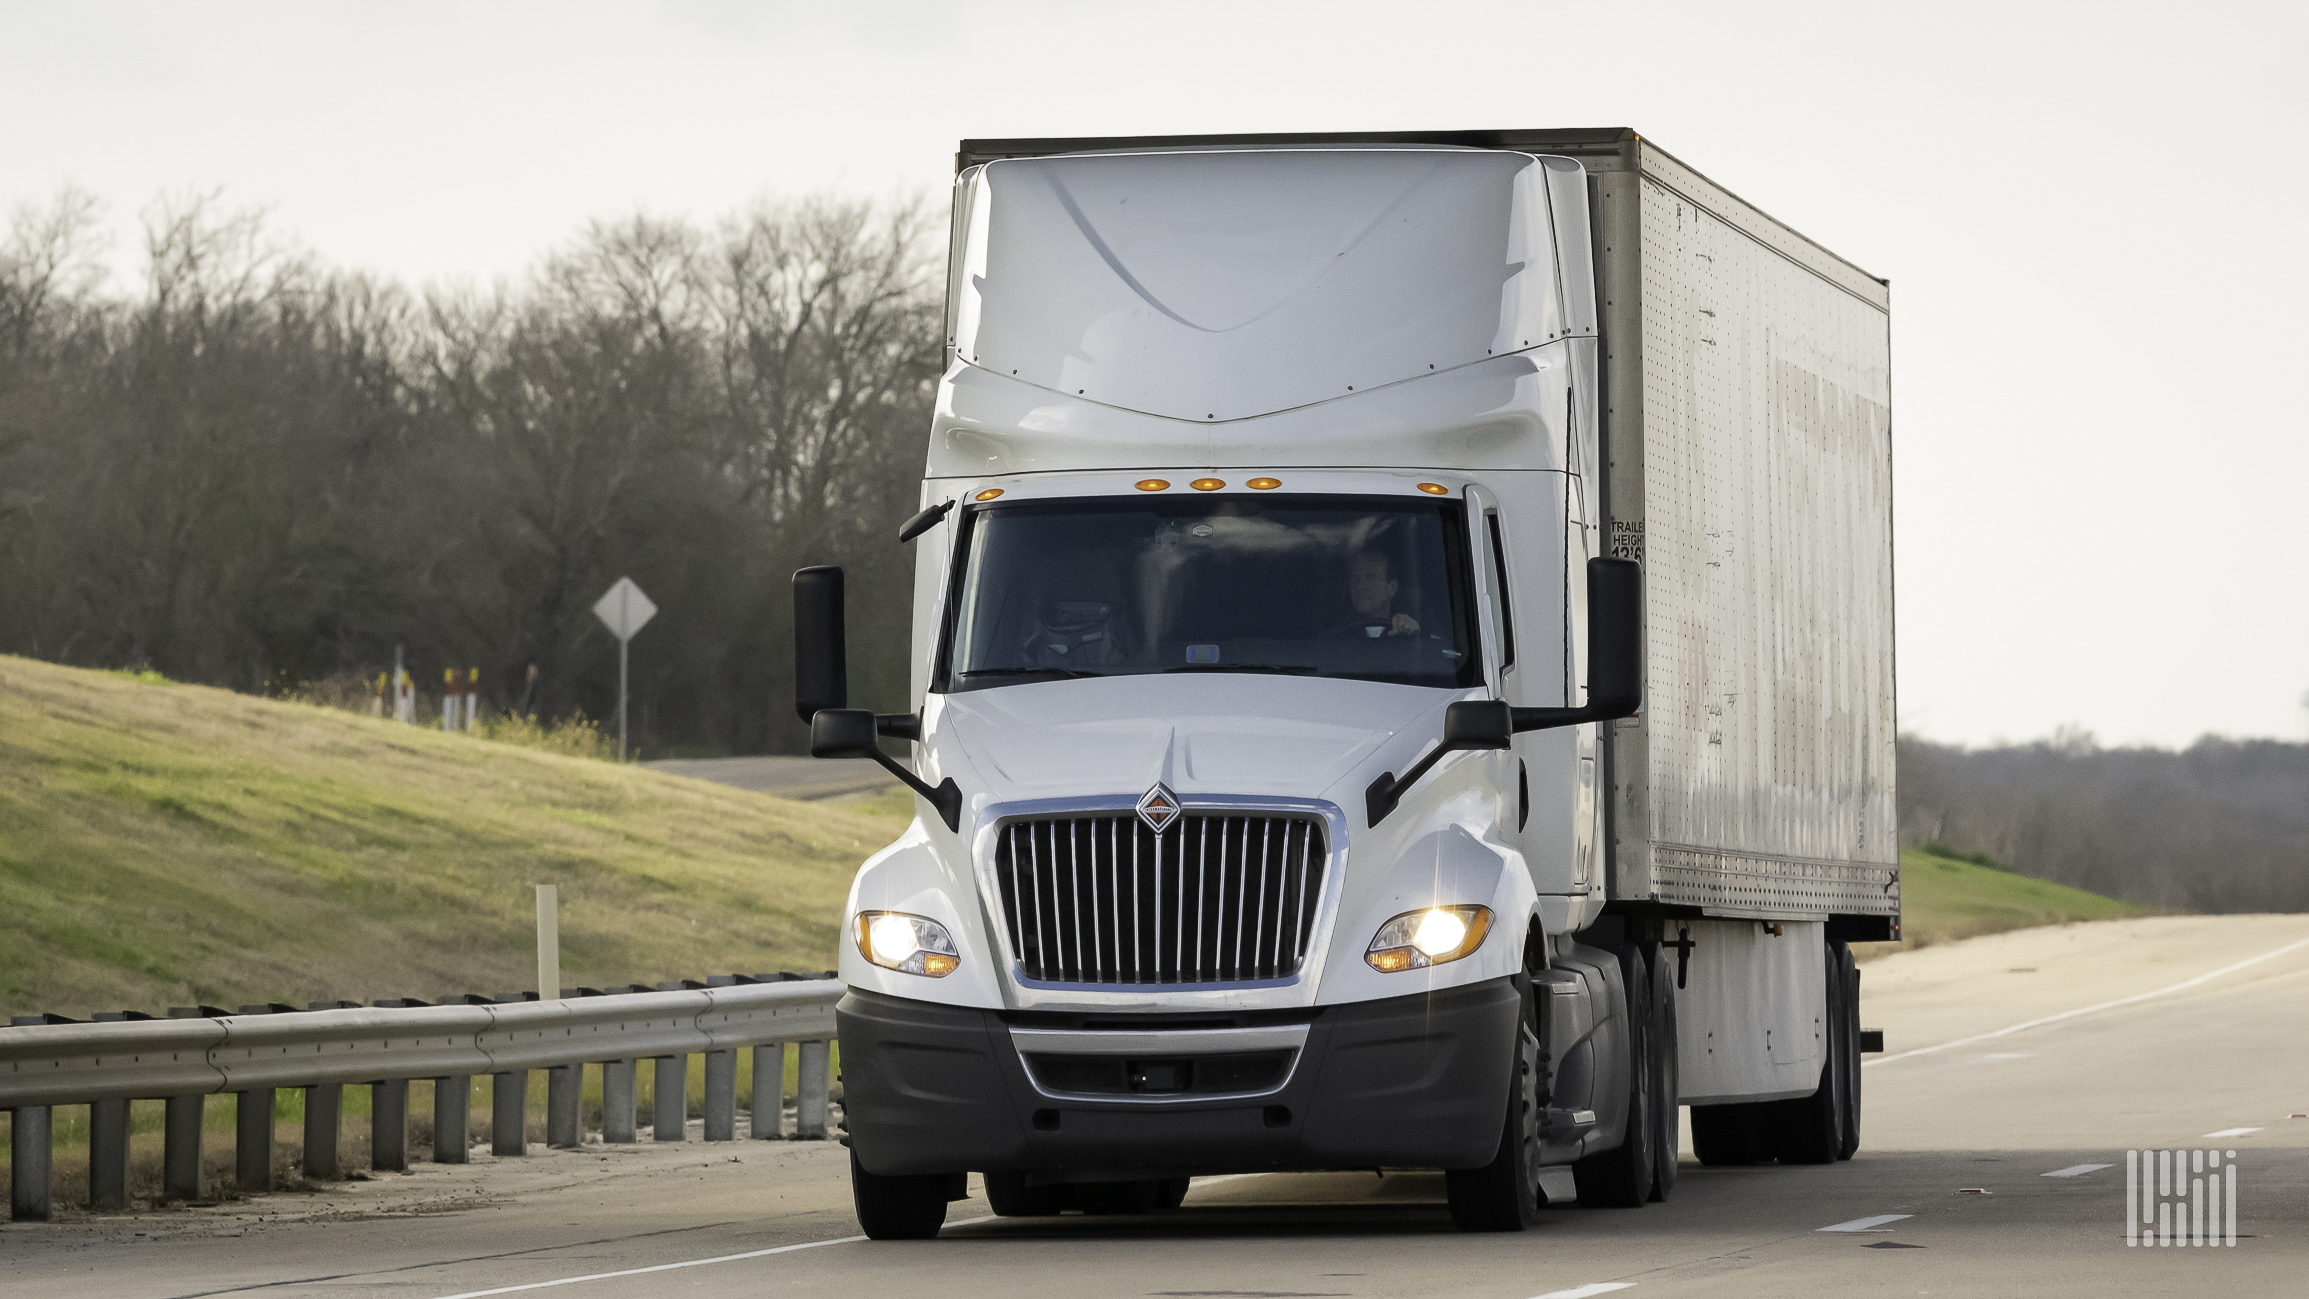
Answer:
[[1331, 550, 1420, 639]]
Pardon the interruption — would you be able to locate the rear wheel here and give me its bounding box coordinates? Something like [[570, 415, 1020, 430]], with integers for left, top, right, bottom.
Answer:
[[1836, 941, 1862, 1160], [850, 1150, 951, 1239], [1445, 976, 1545, 1231], [1763, 941, 1845, 1165], [1574, 945, 1656, 1207], [1647, 941, 1680, 1201]]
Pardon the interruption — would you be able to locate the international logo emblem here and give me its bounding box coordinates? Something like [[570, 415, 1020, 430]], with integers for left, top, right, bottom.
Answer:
[[1136, 782, 1181, 834]]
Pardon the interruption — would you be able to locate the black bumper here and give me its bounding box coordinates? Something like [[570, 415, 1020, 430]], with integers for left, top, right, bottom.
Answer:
[[838, 977, 1518, 1178]]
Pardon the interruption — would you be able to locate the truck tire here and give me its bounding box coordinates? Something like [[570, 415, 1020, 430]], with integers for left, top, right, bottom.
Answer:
[[1574, 945, 1656, 1207], [1763, 942, 1846, 1165], [1647, 941, 1680, 1201], [983, 1171, 1068, 1216], [1444, 976, 1545, 1231], [1836, 941, 1862, 1160], [850, 1149, 950, 1239]]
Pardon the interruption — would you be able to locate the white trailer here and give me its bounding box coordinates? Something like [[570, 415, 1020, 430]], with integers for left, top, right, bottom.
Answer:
[[796, 128, 1897, 1237]]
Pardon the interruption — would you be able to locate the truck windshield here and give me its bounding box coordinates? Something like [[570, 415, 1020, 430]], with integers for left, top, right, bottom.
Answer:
[[942, 495, 1479, 691]]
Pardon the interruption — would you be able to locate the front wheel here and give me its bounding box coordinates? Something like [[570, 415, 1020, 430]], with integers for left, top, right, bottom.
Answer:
[[1445, 976, 1545, 1231], [850, 1150, 950, 1239]]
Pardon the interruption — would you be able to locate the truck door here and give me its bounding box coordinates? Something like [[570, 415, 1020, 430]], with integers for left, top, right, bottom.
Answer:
[[1470, 480, 1585, 898]]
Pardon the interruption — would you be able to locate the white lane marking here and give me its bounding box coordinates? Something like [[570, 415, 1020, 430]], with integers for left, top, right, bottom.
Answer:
[[2042, 1164, 2113, 1177], [425, 1217, 994, 1299], [1866, 934, 2309, 1067], [1189, 1172, 1271, 1189], [2204, 1127, 2263, 1138], [1818, 1213, 1912, 1232], [1529, 1286, 1636, 1299]]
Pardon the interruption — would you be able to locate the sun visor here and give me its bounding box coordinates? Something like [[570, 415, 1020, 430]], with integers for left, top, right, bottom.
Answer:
[[951, 148, 1586, 424]]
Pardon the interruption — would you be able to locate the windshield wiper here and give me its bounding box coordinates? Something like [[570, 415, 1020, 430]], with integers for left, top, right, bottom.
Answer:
[[961, 667, 1103, 680], [1163, 664, 1318, 675]]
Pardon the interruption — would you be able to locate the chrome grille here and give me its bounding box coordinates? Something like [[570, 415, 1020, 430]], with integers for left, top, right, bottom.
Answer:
[[994, 812, 1327, 984]]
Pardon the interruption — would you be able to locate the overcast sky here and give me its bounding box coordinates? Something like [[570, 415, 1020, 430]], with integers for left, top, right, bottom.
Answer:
[[5, 0, 2304, 749]]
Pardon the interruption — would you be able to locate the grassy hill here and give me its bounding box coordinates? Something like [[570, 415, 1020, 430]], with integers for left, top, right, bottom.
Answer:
[[0, 655, 906, 1020], [1857, 845, 2155, 959]]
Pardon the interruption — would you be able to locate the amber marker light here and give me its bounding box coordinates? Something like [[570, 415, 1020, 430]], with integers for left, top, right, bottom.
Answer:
[[974, 488, 1005, 501], [1191, 478, 1226, 491], [1416, 482, 1450, 496], [1247, 477, 1281, 490], [1136, 479, 1171, 491]]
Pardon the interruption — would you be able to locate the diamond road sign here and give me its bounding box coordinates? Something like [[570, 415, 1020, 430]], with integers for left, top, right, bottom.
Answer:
[[592, 577, 657, 642]]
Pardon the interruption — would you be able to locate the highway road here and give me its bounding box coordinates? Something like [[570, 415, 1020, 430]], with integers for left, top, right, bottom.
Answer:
[[6, 915, 2303, 1297]]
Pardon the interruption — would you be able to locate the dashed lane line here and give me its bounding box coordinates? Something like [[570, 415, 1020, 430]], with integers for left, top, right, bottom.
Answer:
[[2042, 1164, 2113, 1177], [1529, 1285, 1636, 1298], [1817, 1214, 1911, 1233], [2203, 1127, 2264, 1138], [1865, 934, 2309, 1068]]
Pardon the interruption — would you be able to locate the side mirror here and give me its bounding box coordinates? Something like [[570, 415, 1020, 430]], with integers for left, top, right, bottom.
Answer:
[[1366, 700, 1514, 826], [1442, 699, 1513, 750], [1511, 557, 1643, 733], [809, 708, 881, 759], [793, 566, 847, 724]]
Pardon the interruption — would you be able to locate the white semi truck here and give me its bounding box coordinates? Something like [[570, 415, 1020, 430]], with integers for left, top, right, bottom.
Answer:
[[796, 128, 1897, 1238]]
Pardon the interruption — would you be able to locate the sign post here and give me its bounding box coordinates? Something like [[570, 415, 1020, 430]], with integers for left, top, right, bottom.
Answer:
[[591, 577, 657, 762]]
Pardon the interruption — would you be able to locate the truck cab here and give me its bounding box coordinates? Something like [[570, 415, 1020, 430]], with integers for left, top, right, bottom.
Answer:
[[800, 132, 1894, 1237]]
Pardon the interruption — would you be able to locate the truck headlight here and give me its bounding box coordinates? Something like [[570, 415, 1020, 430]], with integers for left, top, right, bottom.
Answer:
[[855, 911, 961, 977], [1365, 905, 1492, 972]]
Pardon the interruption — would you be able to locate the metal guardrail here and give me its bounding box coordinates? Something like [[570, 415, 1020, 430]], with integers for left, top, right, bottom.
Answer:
[[2, 978, 846, 1223]]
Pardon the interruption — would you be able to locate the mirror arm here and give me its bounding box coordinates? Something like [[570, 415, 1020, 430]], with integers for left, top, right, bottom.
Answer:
[[1365, 742, 1461, 828], [875, 713, 921, 742], [860, 747, 962, 833]]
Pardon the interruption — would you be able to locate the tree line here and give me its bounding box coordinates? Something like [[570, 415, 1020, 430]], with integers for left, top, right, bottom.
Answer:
[[0, 190, 941, 755], [1898, 729, 2309, 914]]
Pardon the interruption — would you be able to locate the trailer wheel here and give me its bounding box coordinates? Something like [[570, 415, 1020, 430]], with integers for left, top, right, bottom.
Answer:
[[850, 1149, 951, 1239], [1647, 941, 1680, 1201], [1836, 941, 1862, 1160], [1763, 943, 1845, 1165], [1574, 945, 1656, 1207], [1444, 976, 1545, 1231], [983, 1171, 1068, 1217]]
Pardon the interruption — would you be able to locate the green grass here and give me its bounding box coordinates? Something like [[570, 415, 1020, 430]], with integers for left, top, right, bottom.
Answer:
[[0, 654, 907, 1019], [1856, 845, 2155, 959]]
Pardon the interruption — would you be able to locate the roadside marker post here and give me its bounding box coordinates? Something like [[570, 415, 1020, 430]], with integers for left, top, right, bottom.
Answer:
[[591, 577, 657, 762], [465, 667, 480, 734]]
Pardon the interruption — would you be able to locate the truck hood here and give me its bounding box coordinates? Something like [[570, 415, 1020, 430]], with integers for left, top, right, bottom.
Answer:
[[927, 673, 1463, 807]]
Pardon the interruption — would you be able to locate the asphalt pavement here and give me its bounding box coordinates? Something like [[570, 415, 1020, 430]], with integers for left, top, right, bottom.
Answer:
[[6, 915, 2303, 1297]]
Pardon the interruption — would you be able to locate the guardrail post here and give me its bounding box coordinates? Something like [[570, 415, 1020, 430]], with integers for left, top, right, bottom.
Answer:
[[164, 1093, 204, 1200], [303, 1083, 342, 1180], [653, 1056, 686, 1142], [89, 1097, 130, 1210], [9, 1104, 51, 1221], [492, 1072, 527, 1156], [372, 1079, 408, 1171], [750, 1043, 785, 1139], [602, 1060, 636, 1143], [704, 1050, 736, 1141], [434, 1076, 470, 1164], [236, 1089, 275, 1191], [546, 1065, 580, 1149], [796, 1039, 830, 1140]]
